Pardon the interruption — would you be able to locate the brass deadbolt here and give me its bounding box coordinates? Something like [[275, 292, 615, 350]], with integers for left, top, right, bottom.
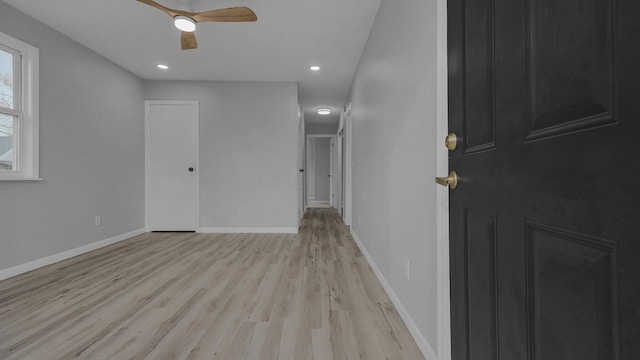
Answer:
[[445, 133, 457, 151]]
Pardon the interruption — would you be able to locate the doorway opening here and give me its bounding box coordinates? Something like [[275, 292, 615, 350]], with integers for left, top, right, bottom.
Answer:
[[306, 134, 336, 209]]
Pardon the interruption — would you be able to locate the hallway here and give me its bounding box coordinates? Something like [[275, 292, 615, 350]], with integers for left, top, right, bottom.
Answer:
[[0, 209, 423, 359]]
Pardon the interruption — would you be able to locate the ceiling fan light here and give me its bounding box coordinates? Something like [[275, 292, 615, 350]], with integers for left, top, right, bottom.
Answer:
[[174, 16, 196, 32], [316, 108, 332, 115]]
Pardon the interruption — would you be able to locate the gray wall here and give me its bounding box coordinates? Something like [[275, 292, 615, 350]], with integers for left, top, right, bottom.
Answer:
[[305, 122, 338, 135], [144, 81, 299, 229], [0, 2, 145, 270], [314, 138, 331, 201], [347, 0, 440, 353]]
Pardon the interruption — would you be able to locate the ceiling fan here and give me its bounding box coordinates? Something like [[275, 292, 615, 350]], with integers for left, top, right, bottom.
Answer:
[[137, 0, 257, 50]]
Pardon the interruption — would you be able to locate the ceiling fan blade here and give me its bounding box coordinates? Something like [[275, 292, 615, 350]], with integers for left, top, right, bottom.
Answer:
[[136, 0, 182, 18], [192, 7, 257, 23], [181, 31, 198, 50]]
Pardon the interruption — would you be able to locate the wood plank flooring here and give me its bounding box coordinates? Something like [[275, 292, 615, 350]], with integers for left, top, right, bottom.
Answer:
[[0, 209, 424, 359]]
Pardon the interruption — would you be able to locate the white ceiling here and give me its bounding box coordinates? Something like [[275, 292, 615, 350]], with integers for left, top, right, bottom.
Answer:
[[3, 0, 381, 125]]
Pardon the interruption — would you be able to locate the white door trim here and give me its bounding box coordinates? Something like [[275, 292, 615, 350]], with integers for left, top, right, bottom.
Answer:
[[436, 0, 452, 358], [145, 100, 200, 232]]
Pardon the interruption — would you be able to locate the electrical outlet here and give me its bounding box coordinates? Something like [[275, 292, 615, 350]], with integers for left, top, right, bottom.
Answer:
[[404, 258, 410, 280], [95, 216, 101, 226]]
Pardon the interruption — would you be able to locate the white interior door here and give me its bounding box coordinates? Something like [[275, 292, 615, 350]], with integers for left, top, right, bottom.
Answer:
[[146, 101, 198, 231], [307, 137, 316, 204]]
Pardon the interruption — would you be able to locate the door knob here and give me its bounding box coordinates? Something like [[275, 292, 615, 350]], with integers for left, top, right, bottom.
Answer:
[[188, 167, 195, 172], [435, 171, 458, 189], [445, 133, 457, 151]]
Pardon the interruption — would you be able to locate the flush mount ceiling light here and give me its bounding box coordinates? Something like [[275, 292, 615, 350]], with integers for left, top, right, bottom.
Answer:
[[174, 16, 196, 32], [316, 108, 332, 115], [310, 65, 320, 71], [157, 64, 169, 70]]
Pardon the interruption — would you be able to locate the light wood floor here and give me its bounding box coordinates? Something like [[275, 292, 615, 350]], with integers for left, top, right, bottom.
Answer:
[[0, 209, 424, 359]]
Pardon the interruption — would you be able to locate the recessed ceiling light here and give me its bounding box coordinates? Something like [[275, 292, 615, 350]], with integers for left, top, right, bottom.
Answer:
[[316, 108, 332, 115], [157, 64, 169, 70], [310, 65, 320, 71], [174, 16, 196, 32]]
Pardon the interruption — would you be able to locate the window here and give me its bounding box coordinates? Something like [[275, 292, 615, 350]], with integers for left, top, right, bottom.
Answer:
[[0, 32, 39, 180]]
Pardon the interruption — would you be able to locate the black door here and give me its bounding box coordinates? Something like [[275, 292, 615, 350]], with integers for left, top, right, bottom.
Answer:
[[448, 0, 640, 359]]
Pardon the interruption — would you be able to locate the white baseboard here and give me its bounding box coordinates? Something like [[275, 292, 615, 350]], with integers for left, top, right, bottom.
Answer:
[[197, 227, 299, 234], [350, 230, 438, 360], [0, 228, 147, 282]]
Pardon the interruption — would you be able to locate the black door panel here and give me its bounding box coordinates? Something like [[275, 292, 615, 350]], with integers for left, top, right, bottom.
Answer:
[[448, 0, 640, 359]]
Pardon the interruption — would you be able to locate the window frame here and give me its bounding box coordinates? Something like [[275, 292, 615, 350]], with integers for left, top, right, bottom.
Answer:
[[0, 32, 39, 181]]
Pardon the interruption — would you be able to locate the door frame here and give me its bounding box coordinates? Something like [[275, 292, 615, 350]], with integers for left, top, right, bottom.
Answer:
[[330, 136, 337, 208], [298, 106, 306, 225], [337, 109, 350, 224], [343, 105, 353, 226], [336, 127, 344, 217], [306, 134, 336, 208], [144, 100, 200, 232], [436, 0, 452, 358]]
